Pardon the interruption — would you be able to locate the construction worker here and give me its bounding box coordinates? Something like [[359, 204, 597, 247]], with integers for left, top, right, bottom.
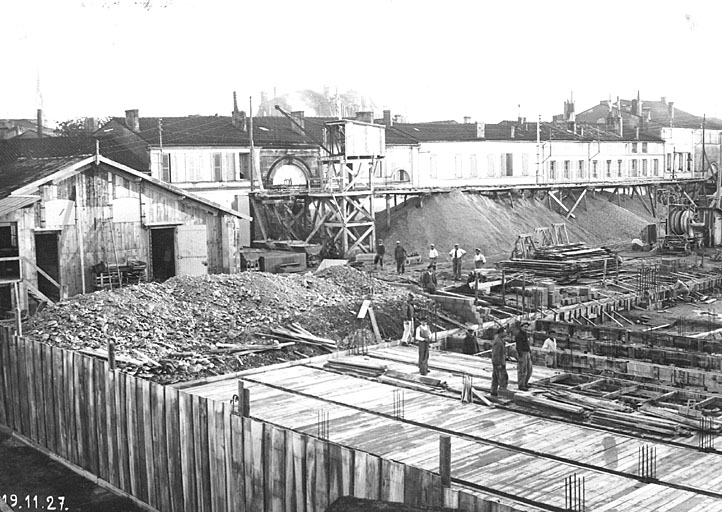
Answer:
[[515, 321, 533, 391], [490, 326, 508, 396], [415, 317, 432, 375], [394, 241, 408, 274], [374, 240, 385, 268], [449, 243, 466, 281], [420, 268, 437, 293], [474, 248, 486, 269], [428, 243, 439, 270], [462, 328, 477, 355], [541, 331, 558, 368], [401, 293, 415, 345]]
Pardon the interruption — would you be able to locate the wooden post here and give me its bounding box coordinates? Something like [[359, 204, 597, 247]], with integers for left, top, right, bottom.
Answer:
[[501, 269, 506, 305], [439, 435, 451, 488], [13, 282, 22, 336], [108, 340, 116, 370], [242, 387, 251, 418]]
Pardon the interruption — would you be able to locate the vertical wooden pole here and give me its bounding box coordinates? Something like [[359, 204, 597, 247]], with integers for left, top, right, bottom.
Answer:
[[439, 435, 451, 488], [242, 388, 251, 418], [108, 340, 116, 371]]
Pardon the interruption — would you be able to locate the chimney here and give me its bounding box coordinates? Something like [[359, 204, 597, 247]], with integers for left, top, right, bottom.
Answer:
[[84, 117, 97, 134], [383, 110, 392, 126], [233, 91, 239, 112], [290, 111, 305, 135], [668, 101, 675, 119], [125, 109, 140, 132], [393, 114, 404, 124], [356, 111, 374, 124], [568, 121, 577, 134], [232, 110, 247, 132], [36, 108, 43, 138], [661, 96, 667, 104], [475, 122, 485, 139]]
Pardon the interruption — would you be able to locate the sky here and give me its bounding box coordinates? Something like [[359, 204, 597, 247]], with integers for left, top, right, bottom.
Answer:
[[3, 0, 722, 125]]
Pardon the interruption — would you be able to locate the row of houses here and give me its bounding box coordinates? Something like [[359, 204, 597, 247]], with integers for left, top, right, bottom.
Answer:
[[0, 93, 718, 316]]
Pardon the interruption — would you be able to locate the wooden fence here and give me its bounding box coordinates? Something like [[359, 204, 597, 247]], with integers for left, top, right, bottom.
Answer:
[[0, 327, 537, 512]]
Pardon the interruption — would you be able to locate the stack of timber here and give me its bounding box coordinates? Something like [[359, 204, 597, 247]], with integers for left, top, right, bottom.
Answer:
[[323, 357, 387, 378], [270, 323, 337, 351], [498, 244, 618, 280]]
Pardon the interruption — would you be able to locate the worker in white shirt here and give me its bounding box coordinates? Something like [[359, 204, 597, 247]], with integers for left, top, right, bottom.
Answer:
[[541, 332, 558, 368], [415, 318, 432, 375], [449, 243, 466, 281], [474, 248, 486, 269], [428, 243, 439, 270]]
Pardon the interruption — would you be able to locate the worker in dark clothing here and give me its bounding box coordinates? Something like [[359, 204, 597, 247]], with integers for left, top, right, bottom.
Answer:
[[515, 321, 533, 391], [420, 268, 437, 293], [490, 326, 508, 396], [374, 240, 385, 268], [415, 318, 432, 375], [394, 241, 407, 274], [462, 328, 477, 355]]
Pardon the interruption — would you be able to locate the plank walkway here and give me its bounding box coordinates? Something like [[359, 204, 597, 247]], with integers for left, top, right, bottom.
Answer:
[[186, 347, 722, 511]]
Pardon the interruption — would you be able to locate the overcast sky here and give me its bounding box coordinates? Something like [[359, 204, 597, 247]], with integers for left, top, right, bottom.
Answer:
[[3, 0, 721, 124]]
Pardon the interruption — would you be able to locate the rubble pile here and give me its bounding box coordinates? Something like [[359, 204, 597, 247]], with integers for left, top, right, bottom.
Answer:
[[24, 267, 424, 384]]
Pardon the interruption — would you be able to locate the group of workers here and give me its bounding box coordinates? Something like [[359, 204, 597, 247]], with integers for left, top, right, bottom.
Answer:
[[375, 240, 487, 282]]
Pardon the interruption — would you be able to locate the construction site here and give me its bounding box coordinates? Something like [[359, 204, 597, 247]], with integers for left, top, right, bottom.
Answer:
[[5, 114, 722, 512]]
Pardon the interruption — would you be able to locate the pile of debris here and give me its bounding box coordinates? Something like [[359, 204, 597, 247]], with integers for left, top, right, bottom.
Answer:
[[498, 243, 619, 281], [24, 267, 428, 384]]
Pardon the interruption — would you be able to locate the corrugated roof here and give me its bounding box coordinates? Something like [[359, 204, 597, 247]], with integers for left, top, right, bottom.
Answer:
[[0, 195, 41, 218], [0, 137, 94, 164], [0, 155, 88, 198]]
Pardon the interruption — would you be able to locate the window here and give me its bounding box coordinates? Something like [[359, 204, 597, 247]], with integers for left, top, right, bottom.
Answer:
[[470, 154, 478, 178], [213, 153, 223, 181], [577, 160, 585, 179], [653, 159, 659, 176], [186, 153, 202, 181], [239, 153, 250, 179], [505, 153, 514, 177], [666, 154, 672, 171], [642, 142, 648, 153], [549, 160, 557, 180], [394, 169, 411, 182], [617, 159, 623, 177], [631, 142, 638, 153], [161, 153, 171, 182], [563, 160, 570, 180], [592, 160, 598, 179], [605, 160, 612, 178], [642, 159, 648, 176], [631, 159, 638, 177]]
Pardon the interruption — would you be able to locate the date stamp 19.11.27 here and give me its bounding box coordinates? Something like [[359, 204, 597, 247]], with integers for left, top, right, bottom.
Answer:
[[1, 494, 68, 511]]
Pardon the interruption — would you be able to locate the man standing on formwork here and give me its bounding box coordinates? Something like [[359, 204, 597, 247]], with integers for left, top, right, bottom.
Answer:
[[401, 293, 415, 345], [449, 243, 466, 281], [515, 321, 533, 391], [415, 318, 431, 375], [490, 326, 508, 396]]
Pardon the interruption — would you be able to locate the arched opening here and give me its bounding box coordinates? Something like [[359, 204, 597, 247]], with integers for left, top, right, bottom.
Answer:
[[267, 156, 310, 188], [393, 169, 411, 183]]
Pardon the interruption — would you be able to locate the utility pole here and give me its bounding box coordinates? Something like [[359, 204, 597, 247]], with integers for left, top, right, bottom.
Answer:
[[249, 96, 256, 192]]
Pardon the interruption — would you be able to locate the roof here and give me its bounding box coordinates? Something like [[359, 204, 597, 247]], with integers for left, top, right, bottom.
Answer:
[[576, 99, 722, 131], [0, 137, 95, 164], [99, 115, 336, 148], [0, 154, 251, 221], [388, 121, 663, 143]]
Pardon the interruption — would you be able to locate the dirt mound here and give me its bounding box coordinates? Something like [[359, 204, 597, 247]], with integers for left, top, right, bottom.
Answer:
[[24, 268, 427, 384], [377, 190, 656, 262]]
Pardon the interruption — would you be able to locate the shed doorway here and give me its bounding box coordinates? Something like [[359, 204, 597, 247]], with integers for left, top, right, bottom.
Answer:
[[150, 227, 176, 282], [34, 232, 60, 302]]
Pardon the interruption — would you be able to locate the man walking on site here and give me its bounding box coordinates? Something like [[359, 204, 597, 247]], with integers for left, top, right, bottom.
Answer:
[[374, 239, 385, 269], [401, 293, 415, 345], [415, 317, 432, 375], [515, 321, 533, 391], [490, 326, 508, 396], [474, 248, 486, 269], [449, 243, 466, 281], [394, 241, 408, 274]]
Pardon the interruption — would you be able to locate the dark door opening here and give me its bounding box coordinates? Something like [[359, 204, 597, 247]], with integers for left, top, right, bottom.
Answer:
[[35, 232, 60, 302], [151, 228, 176, 282]]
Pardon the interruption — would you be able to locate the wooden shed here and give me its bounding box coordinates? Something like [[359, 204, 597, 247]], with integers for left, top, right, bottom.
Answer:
[[0, 154, 251, 315]]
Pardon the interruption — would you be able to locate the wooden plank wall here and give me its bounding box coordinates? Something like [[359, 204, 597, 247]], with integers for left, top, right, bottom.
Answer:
[[0, 326, 535, 512]]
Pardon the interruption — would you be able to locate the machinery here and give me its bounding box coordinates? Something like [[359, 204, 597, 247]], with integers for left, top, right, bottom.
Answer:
[[658, 206, 704, 254]]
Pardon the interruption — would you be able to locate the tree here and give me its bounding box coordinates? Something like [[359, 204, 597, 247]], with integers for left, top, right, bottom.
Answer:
[[55, 117, 110, 137]]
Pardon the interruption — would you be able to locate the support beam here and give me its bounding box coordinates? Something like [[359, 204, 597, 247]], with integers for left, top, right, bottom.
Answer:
[[548, 190, 575, 219], [566, 188, 587, 219]]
